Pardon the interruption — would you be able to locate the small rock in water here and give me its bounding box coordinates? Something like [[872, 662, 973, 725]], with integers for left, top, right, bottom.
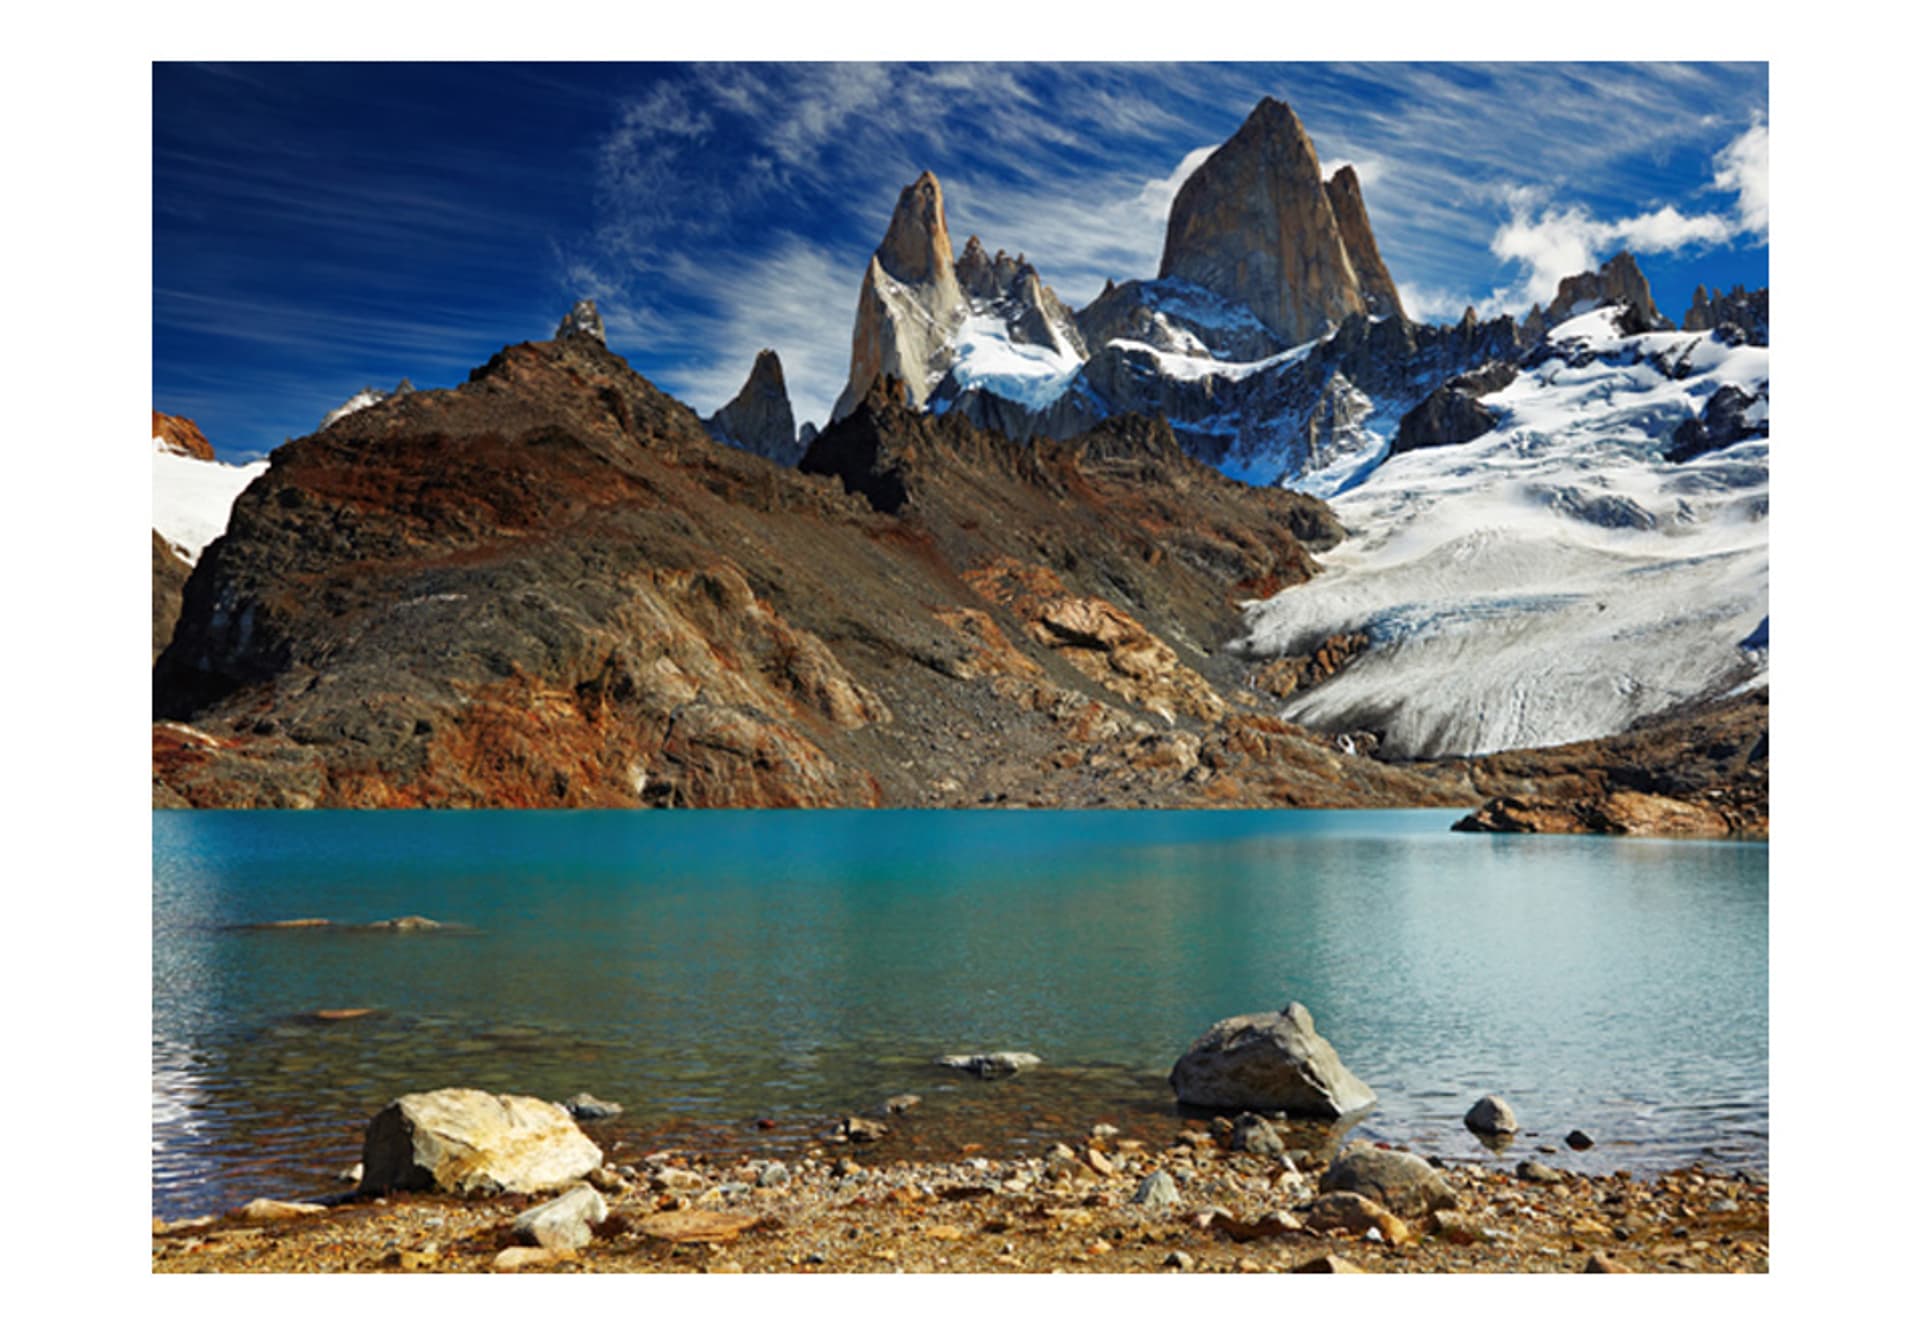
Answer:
[[1132, 1170, 1181, 1208], [1566, 1129, 1595, 1150], [937, 1051, 1042, 1080], [312, 1008, 376, 1022], [840, 1116, 889, 1143], [511, 1184, 607, 1251], [366, 915, 444, 932], [564, 1092, 623, 1121], [884, 1094, 922, 1116], [1465, 1095, 1519, 1136]]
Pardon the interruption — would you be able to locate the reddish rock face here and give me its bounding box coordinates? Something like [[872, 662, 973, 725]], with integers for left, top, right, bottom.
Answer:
[[1322, 166, 1403, 321], [153, 409, 214, 460]]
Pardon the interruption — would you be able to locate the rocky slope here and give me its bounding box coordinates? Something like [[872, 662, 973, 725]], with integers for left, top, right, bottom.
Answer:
[[153, 332, 1481, 811]]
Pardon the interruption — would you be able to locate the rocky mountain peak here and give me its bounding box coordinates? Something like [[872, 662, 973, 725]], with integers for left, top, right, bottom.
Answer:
[[1159, 98, 1368, 346], [705, 349, 800, 466], [152, 410, 214, 461], [1542, 252, 1670, 333], [556, 298, 607, 344], [875, 171, 960, 295], [1323, 164, 1404, 320]]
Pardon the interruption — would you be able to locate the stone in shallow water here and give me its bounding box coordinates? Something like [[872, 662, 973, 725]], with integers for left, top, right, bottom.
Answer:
[[937, 1052, 1042, 1080], [1466, 1095, 1519, 1136], [563, 1092, 623, 1121], [1169, 1003, 1375, 1117], [360, 1088, 602, 1196]]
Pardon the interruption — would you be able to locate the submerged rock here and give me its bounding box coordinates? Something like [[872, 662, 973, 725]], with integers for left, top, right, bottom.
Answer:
[[1169, 1003, 1375, 1117], [360, 1088, 603, 1196], [937, 1052, 1042, 1080]]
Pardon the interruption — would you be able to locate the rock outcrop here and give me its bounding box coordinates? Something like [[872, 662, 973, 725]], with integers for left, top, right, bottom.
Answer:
[[1666, 383, 1768, 463], [1168, 1003, 1377, 1117], [1323, 165, 1403, 320], [1450, 688, 1769, 838], [1542, 253, 1670, 333], [832, 172, 970, 419], [953, 236, 1087, 360], [1683, 284, 1768, 345], [1390, 362, 1517, 455], [1158, 98, 1370, 346], [706, 348, 799, 465], [360, 1089, 603, 1196], [555, 298, 607, 344], [318, 379, 413, 432], [153, 410, 214, 460], [153, 529, 192, 664]]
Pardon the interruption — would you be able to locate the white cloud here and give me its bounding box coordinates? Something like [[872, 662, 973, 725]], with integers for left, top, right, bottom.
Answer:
[[1713, 116, 1768, 238]]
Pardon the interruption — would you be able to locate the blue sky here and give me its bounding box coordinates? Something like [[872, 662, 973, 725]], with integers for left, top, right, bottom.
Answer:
[[154, 61, 1767, 457]]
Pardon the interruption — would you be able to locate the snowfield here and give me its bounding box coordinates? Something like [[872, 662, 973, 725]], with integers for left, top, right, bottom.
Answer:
[[943, 314, 1084, 409], [1235, 309, 1770, 758], [153, 439, 268, 563]]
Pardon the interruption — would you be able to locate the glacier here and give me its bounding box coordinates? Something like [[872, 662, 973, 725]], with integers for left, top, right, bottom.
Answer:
[[153, 438, 268, 563], [1234, 309, 1770, 759]]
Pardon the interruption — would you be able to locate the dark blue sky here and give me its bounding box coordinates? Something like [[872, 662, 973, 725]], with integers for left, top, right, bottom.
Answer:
[[154, 62, 1768, 458]]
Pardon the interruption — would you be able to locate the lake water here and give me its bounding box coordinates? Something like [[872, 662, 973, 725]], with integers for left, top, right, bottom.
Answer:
[[152, 809, 1767, 1217]]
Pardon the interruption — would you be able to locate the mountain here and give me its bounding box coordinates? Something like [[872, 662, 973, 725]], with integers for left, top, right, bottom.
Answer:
[[153, 410, 214, 461], [830, 172, 1086, 420], [152, 329, 1498, 811], [705, 349, 800, 465], [1158, 98, 1370, 346]]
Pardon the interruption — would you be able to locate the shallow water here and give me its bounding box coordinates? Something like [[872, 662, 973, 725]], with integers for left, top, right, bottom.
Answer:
[[152, 809, 1767, 1216]]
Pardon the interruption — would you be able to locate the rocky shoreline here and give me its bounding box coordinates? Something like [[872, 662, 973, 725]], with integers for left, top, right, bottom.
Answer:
[[152, 1011, 1766, 1275], [152, 1114, 1767, 1275]]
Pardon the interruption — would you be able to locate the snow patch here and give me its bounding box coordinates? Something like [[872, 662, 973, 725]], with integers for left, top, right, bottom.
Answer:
[[153, 438, 268, 563]]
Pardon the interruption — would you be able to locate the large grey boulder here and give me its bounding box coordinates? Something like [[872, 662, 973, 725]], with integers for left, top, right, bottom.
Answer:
[[360, 1088, 604, 1196], [511, 1184, 607, 1251], [1169, 1003, 1375, 1117], [1318, 1142, 1459, 1217]]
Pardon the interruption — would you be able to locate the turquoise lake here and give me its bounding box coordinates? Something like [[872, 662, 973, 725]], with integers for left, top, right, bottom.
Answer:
[[152, 809, 1768, 1216]]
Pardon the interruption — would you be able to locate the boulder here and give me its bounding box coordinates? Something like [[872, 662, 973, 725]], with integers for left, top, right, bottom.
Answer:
[[1319, 1142, 1459, 1217], [937, 1051, 1041, 1080], [1465, 1095, 1519, 1136], [510, 1184, 607, 1251], [360, 1088, 603, 1196], [1565, 1130, 1595, 1151], [1169, 1003, 1375, 1117]]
